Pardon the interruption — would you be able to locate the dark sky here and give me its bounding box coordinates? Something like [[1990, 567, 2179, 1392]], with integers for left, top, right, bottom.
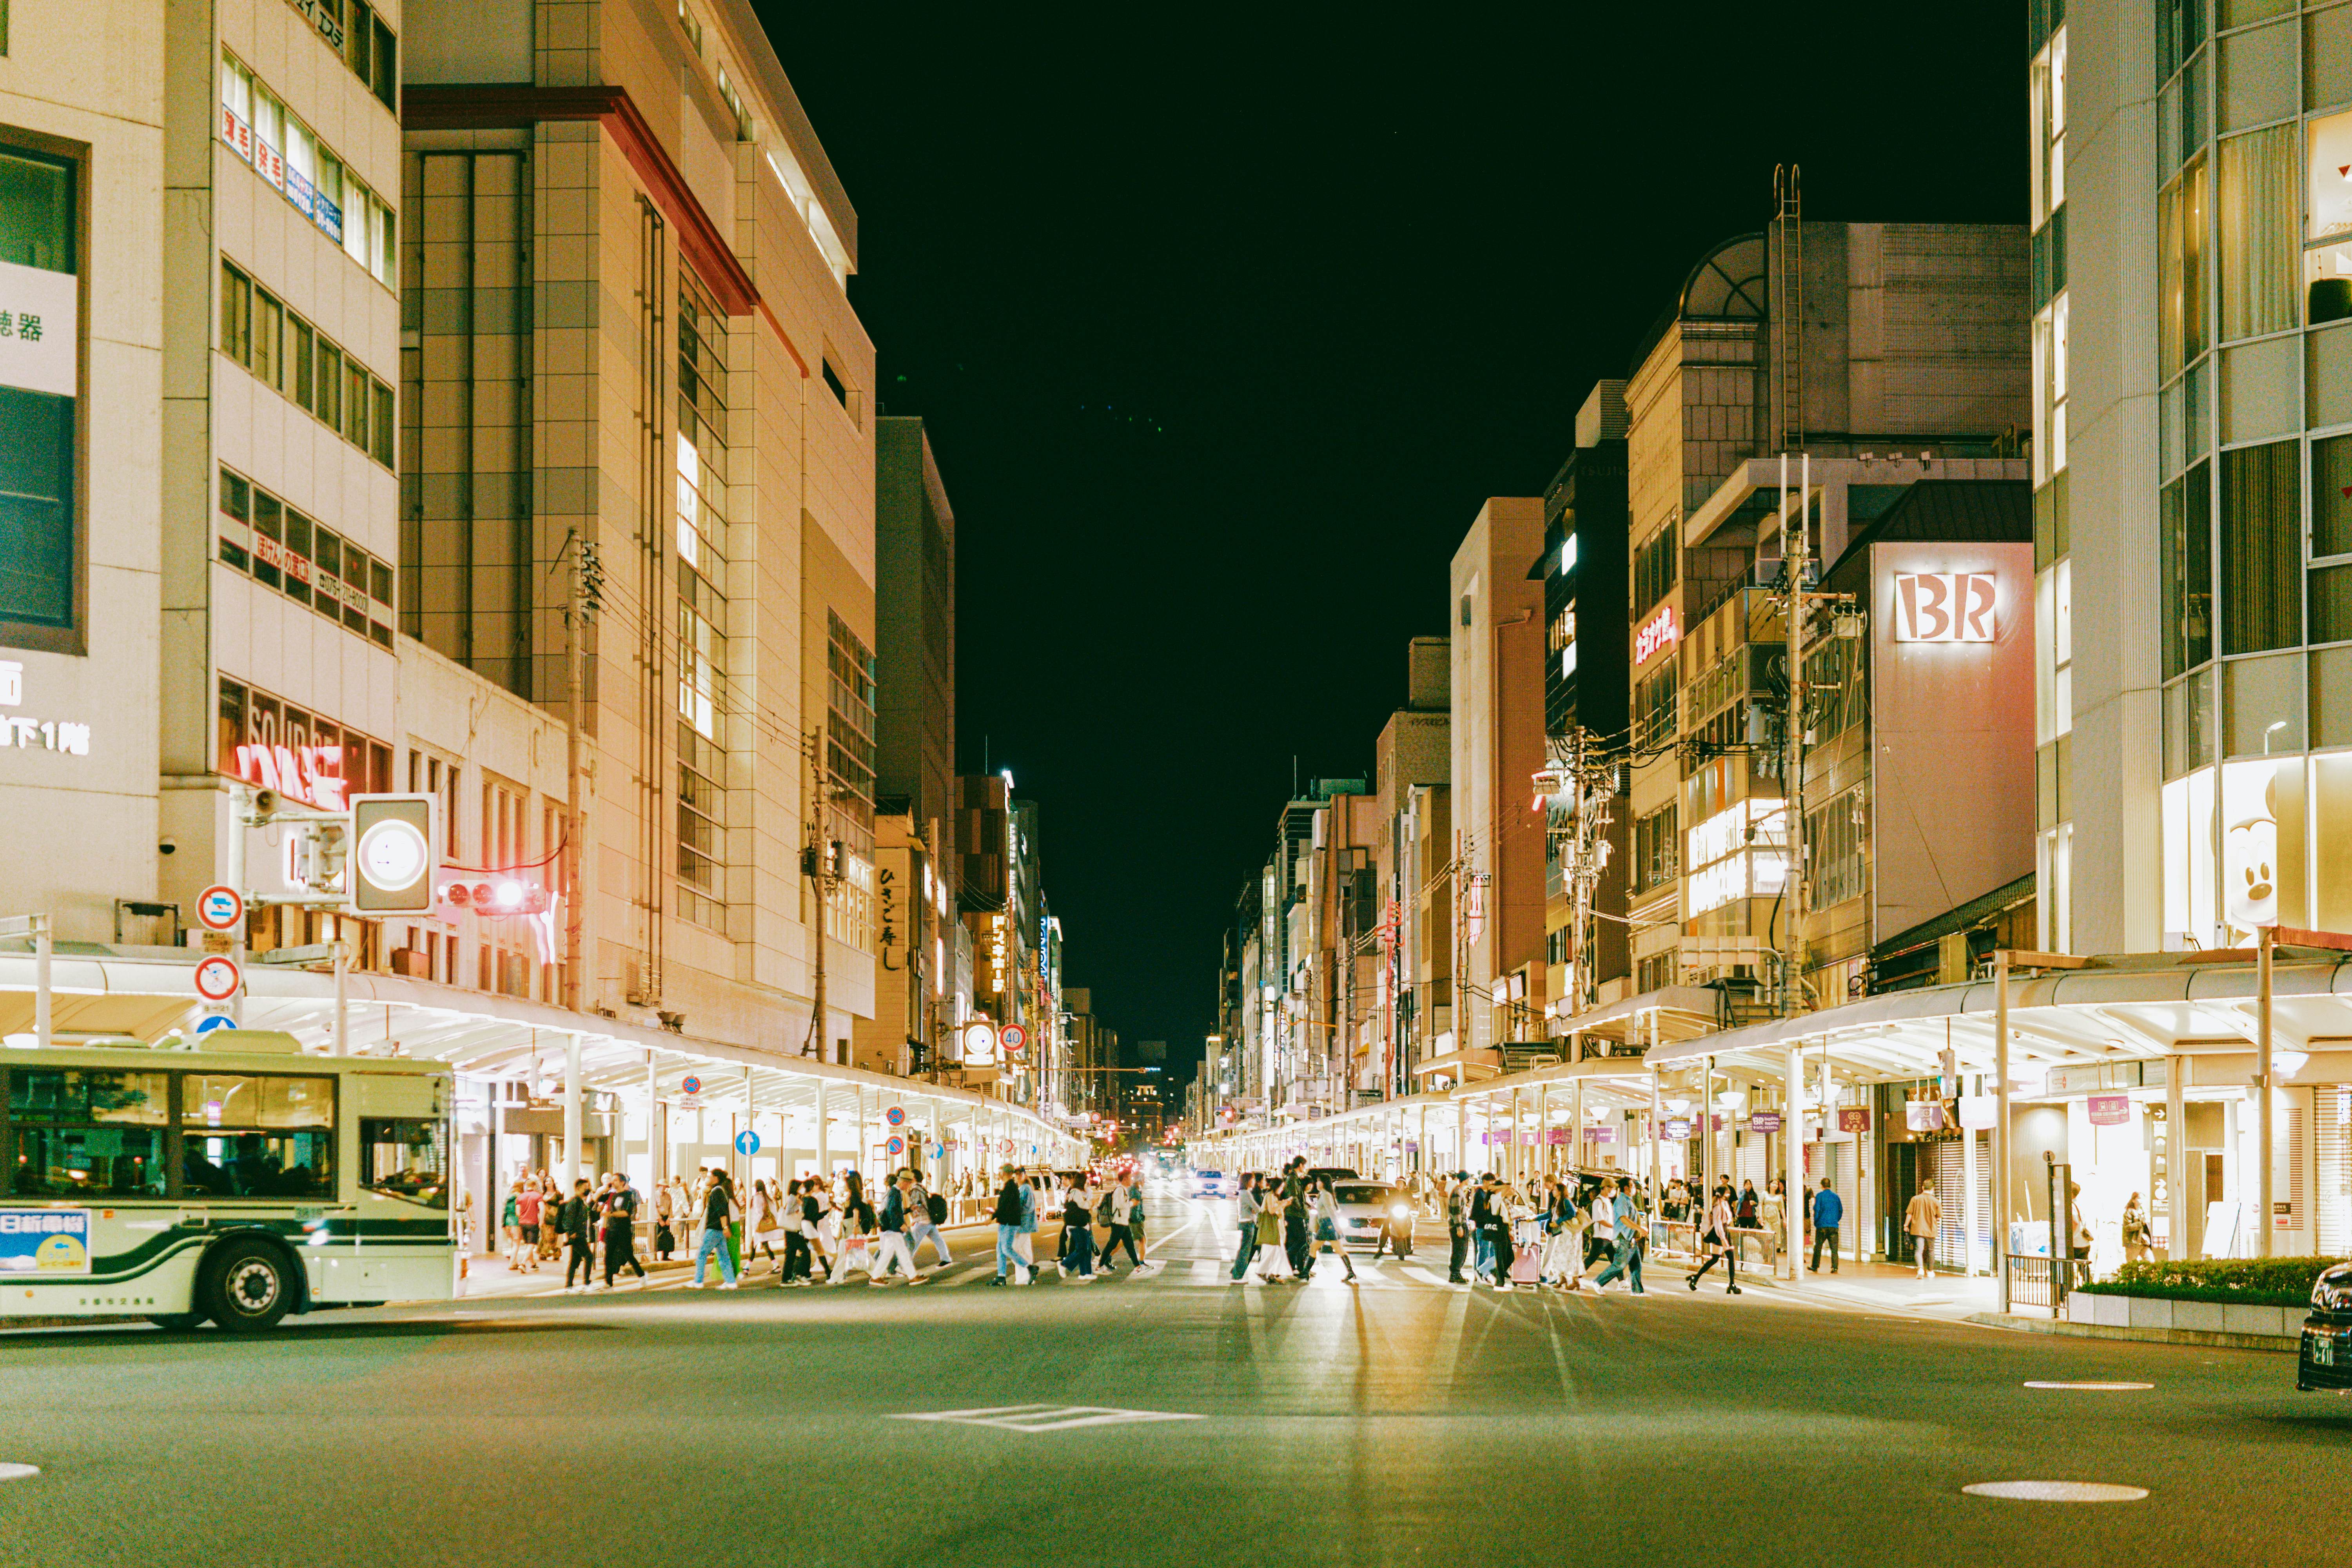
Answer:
[[767, 5, 2027, 1091]]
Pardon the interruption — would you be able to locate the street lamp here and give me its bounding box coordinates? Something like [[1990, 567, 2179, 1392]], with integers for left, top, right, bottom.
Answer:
[[2264, 719, 2289, 755]]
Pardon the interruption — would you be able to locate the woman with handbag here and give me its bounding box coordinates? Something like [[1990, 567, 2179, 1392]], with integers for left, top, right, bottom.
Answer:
[[1253, 1179, 1294, 1281], [1310, 1176, 1357, 1282], [748, 1179, 788, 1276], [1687, 1182, 1742, 1294]]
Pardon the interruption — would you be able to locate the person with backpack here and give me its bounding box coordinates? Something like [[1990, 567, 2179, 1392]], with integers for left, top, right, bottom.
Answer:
[[1061, 1174, 1100, 1281], [870, 1171, 927, 1285], [1592, 1183, 1648, 1295], [593, 1172, 645, 1287], [777, 1180, 811, 1284], [991, 1164, 1033, 1286], [1097, 1179, 1141, 1274], [1281, 1162, 1313, 1281], [598, 1174, 643, 1288], [1124, 1174, 1150, 1268], [907, 1171, 954, 1267], [1478, 1173, 1517, 1291], [693, 1170, 742, 1289]]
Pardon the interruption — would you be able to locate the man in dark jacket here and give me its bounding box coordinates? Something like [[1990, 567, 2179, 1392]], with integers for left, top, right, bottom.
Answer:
[[992, 1165, 1031, 1286], [560, 1178, 595, 1291], [1283, 1166, 1313, 1280], [1445, 1174, 1471, 1285]]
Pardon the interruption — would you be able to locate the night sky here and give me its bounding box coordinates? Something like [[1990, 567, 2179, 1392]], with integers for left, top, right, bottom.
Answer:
[[767, 5, 2027, 1093]]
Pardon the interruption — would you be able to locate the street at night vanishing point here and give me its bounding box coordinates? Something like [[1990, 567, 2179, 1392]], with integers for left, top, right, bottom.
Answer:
[[0, 0, 2346, 1564]]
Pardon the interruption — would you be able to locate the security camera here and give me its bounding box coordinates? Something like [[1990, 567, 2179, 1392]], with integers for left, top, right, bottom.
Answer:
[[158, 837, 177, 856]]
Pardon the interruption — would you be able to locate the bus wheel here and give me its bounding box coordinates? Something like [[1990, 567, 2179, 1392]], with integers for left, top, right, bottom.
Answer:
[[147, 1313, 206, 1332], [199, 1239, 292, 1332]]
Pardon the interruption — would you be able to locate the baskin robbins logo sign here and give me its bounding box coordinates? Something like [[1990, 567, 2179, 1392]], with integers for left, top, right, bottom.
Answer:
[[1891, 571, 1998, 644], [0, 1209, 91, 1274]]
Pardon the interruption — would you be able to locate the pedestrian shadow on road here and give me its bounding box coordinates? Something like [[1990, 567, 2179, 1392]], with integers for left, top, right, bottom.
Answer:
[[2, 1317, 618, 1348]]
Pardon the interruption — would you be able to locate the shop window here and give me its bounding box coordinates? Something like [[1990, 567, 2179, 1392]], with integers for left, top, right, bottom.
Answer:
[[1634, 520, 1679, 615], [2218, 438, 2300, 652], [2218, 124, 2296, 338], [2309, 110, 2352, 322], [2161, 459, 2214, 677], [0, 138, 80, 651], [2161, 154, 2210, 378]]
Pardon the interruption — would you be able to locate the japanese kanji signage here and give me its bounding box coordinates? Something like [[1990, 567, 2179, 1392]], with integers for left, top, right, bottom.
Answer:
[[0, 259, 76, 399]]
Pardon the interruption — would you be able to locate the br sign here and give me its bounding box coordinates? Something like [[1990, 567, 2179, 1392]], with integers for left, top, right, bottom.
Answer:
[[1892, 571, 1996, 643]]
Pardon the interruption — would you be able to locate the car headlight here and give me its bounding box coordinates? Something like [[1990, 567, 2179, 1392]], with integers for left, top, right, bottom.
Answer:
[[1389, 1203, 1410, 1221]]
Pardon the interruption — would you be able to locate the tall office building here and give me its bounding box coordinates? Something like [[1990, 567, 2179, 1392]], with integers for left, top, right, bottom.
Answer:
[[398, 0, 882, 1056], [2038, 0, 2352, 951]]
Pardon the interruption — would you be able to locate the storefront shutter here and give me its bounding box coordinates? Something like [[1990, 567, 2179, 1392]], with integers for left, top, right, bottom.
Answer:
[[2315, 1086, 2351, 1256]]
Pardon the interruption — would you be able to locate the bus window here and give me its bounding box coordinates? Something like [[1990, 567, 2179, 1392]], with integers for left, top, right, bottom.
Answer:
[[12, 1127, 167, 1198], [179, 1074, 336, 1200], [362, 1118, 448, 1209], [7, 1070, 169, 1198]]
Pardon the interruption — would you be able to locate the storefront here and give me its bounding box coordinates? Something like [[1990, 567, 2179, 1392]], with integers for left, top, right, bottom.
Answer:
[[0, 943, 1079, 1257]]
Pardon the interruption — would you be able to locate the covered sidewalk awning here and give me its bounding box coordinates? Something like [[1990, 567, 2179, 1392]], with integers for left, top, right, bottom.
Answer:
[[1547, 984, 1731, 1053], [1641, 948, 2352, 1089], [0, 943, 1075, 1154]]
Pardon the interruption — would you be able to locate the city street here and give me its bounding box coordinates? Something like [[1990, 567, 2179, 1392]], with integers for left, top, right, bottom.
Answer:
[[0, 1192, 2336, 1568]]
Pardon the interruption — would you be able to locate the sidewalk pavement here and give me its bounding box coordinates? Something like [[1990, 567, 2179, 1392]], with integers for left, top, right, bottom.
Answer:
[[1641, 1248, 2001, 1319]]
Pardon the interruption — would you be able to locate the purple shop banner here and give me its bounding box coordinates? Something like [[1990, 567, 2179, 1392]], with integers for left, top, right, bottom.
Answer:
[[2087, 1093, 2131, 1127], [1748, 1111, 1784, 1133], [1905, 1101, 1945, 1132], [1663, 1118, 1693, 1140], [1585, 1127, 1615, 1145], [1547, 1128, 1572, 1145]]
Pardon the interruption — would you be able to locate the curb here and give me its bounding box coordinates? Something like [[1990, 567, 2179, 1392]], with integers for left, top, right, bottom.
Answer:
[[1963, 1310, 2298, 1353]]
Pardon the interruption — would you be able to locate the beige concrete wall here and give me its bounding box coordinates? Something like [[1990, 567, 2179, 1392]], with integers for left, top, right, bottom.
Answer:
[[0, 0, 166, 940]]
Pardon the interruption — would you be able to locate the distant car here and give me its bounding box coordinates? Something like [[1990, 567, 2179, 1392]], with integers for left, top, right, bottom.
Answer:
[[1187, 1169, 1233, 1198], [2300, 1261, 2352, 1391], [1304, 1167, 1359, 1189], [1329, 1180, 1413, 1255]]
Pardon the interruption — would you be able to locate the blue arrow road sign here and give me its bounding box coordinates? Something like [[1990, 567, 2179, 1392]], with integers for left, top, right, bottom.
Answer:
[[735, 1130, 760, 1156]]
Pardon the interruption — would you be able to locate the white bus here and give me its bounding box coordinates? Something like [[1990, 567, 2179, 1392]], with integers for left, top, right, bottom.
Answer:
[[0, 1028, 456, 1332]]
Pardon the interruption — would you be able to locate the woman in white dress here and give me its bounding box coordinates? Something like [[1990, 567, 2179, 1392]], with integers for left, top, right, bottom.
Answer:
[[747, 1180, 788, 1275]]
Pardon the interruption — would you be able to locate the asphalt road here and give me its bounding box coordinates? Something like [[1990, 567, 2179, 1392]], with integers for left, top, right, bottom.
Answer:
[[0, 1187, 2340, 1568]]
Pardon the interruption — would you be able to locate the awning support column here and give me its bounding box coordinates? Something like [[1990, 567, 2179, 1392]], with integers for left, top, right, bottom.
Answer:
[[1785, 1041, 1803, 1283], [1995, 951, 2012, 1313], [561, 1033, 583, 1192]]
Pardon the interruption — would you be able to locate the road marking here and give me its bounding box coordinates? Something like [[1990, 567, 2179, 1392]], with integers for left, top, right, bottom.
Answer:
[[2022, 1381, 2153, 1390], [890, 1404, 1203, 1434], [1404, 1267, 1449, 1288], [0, 1465, 39, 1482], [1962, 1481, 2148, 1503], [1190, 1261, 1225, 1283], [940, 1267, 992, 1287]]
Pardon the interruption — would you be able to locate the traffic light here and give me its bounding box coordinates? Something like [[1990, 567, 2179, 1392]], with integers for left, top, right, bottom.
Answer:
[[348, 794, 437, 913]]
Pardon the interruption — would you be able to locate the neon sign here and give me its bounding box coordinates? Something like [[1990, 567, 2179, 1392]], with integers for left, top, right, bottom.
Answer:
[[1892, 572, 1996, 643], [232, 742, 347, 809], [1634, 604, 1678, 664]]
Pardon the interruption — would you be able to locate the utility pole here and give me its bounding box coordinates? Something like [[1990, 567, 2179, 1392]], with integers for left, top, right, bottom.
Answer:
[[1779, 452, 1810, 1020], [803, 724, 832, 1063], [562, 534, 602, 1014]]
